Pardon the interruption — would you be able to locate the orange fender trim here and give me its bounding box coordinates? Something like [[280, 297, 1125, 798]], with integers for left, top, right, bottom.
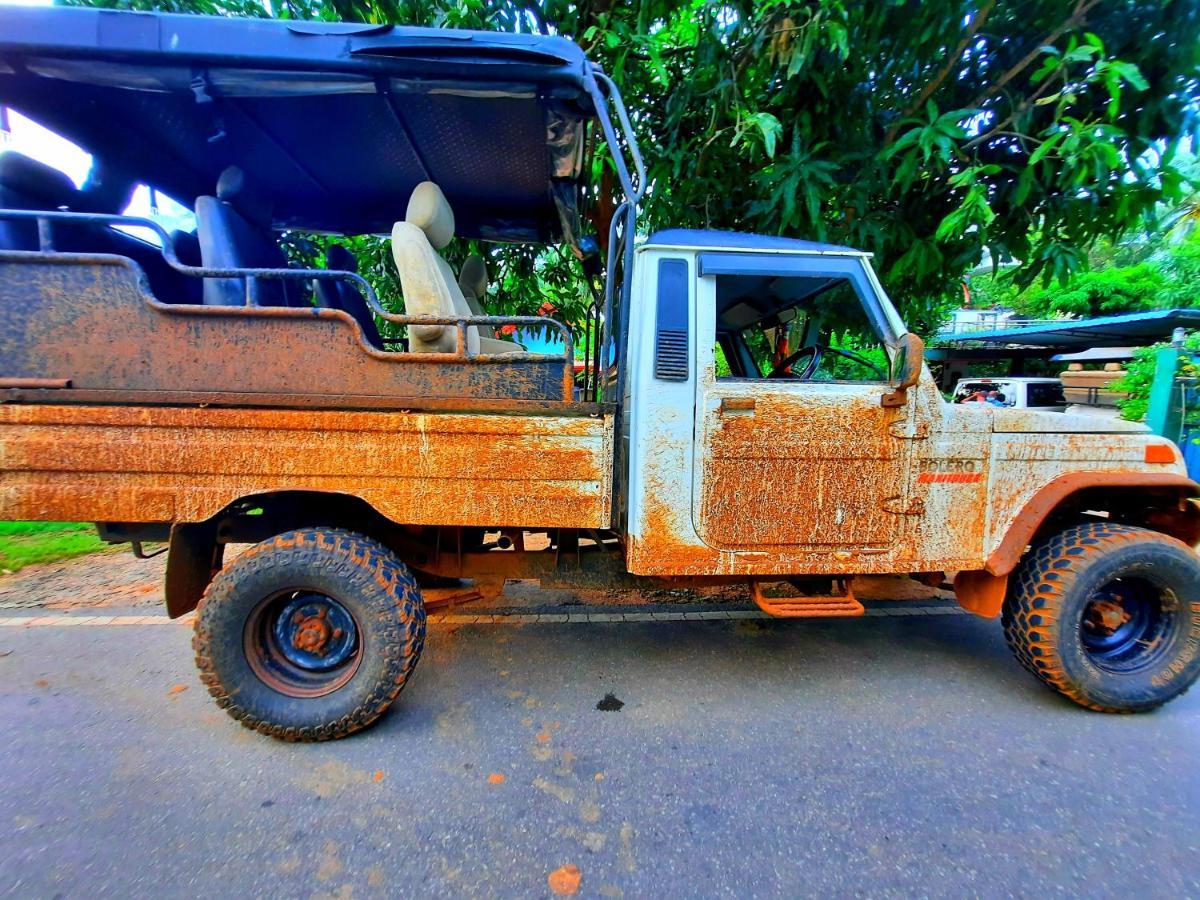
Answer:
[[984, 472, 1200, 577]]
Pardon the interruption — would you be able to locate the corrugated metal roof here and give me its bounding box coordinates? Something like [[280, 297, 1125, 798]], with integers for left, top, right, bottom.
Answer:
[[940, 308, 1200, 348]]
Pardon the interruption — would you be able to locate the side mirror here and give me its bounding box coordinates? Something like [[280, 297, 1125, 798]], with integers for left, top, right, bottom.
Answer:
[[881, 332, 924, 408]]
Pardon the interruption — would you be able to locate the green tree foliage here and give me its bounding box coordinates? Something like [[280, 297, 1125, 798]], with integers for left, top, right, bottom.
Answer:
[[63, 0, 1200, 338], [965, 226, 1200, 321], [1110, 332, 1200, 423]]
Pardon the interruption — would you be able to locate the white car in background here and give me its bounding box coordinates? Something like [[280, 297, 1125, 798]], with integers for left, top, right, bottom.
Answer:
[[952, 377, 1068, 411]]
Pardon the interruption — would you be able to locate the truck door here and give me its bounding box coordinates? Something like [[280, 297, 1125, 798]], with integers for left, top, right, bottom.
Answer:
[[690, 253, 918, 552]]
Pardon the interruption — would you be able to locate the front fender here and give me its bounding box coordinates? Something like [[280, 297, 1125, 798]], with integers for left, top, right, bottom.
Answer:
[[985, 471, 1200, 577]]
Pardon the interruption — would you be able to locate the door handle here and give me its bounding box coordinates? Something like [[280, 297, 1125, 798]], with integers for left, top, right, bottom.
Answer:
[[719, 397, 756, 415]]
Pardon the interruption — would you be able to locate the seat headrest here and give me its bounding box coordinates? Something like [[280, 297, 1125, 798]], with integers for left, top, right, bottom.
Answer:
[[459, 255, 488, 299], [78, 159, 137, 214], [325, 244, 359, 273], [405, 181, 454, 250], [215, 166, 273, 229], [0, 151, 78, 206]]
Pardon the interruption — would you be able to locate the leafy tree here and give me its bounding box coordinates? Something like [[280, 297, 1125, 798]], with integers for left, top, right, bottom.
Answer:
[[1010, 260, 1169, 318], [964, 225, 1200, 321], [1110, 331, 1200, 423], [62, 0, 1200, 339]]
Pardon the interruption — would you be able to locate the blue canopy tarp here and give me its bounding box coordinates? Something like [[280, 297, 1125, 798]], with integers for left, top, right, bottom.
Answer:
[[0, 6, 597, 240]]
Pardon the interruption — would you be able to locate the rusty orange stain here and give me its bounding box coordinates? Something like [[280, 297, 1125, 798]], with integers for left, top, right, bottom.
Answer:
[[628, 377, 1199, 594], [372, 770, 385, 783], [168, 684, 188, 696], [487, 773, 506, 784], [5, 311, 1199, 615], [535, 730, 551, 744], [547, 864, 582, 896], [0, 257, 581, 407]]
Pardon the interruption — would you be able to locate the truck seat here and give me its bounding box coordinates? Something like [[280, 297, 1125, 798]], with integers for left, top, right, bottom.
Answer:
[[0, 151, 80, 250], [167, 230, 204, 304], [75, 159, 136, 216], [458, 254, 488, 316], [1, 152, 197, 303], [458, 254, 525, 354], [195, 166, 297, 307], [390, 181, 479, 354], [315, 244, 386, 349]]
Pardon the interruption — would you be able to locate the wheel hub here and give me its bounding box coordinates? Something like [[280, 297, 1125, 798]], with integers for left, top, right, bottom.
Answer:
[[1084, 598, 1132, 635], [268, 594, 359, 674], [291, 607, 343, 655]]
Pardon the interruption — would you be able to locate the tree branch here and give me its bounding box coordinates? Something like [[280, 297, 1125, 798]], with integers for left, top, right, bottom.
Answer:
[[967, 0, 1102, 109], [886, 0, 996, 144], [623, 44, 697, 60], [963, 69, 1059, 149]]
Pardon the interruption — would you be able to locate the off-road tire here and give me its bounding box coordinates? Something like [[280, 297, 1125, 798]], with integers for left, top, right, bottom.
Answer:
[[193, 528, 425, 741], [1002, 522, 1200, 713]]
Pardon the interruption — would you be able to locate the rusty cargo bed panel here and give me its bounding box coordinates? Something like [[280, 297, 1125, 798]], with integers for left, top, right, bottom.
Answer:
[[0, 405, 615, 529], [0, 254, 577, 410]]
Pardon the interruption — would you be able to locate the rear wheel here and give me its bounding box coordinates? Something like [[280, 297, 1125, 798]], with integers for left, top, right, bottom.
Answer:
[[1002, 523, 1200, 713], [193, 527, 425, 741]]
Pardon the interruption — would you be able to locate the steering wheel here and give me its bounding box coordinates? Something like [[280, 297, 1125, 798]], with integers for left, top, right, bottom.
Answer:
[[767, 345, 821, 379], [767, 343, 887, 381]]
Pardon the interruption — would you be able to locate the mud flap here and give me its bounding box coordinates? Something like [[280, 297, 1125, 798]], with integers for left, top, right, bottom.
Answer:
[[953, 570, 1008, 618], [165, 521, 224, 619]]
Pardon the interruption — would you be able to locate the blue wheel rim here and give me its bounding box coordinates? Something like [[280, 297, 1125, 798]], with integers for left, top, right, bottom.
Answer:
[[1080, 578, 1175, 674], [272, 594, 359, 671], [244, 590, 362, 697]]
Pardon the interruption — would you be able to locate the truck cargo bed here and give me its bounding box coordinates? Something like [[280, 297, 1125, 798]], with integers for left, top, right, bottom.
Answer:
[[0, 405, 614, 529]]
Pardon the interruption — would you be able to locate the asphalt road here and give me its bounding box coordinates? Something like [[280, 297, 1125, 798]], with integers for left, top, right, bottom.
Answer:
[[2, 606, 1199, 898]]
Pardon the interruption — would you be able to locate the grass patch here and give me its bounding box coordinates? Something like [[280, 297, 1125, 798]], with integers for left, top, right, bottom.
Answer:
[[0, 522, 108, 573]]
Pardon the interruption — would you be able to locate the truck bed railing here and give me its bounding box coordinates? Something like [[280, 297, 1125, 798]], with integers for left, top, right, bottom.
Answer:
[[0, 207, 575, 368]]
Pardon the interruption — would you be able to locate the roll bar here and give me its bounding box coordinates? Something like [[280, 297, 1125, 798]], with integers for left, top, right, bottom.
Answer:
[[585, 68, 645, 406]]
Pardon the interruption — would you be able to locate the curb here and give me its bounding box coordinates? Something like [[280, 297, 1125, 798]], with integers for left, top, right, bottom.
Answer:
[[0, 605, 968, 628]]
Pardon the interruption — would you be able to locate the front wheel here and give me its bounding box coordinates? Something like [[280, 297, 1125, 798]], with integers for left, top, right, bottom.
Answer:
[[1003, 523, 1200, 713], [193, 527, 425, 741]]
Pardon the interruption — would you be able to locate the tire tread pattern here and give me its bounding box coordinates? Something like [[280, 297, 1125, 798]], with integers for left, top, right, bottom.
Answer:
[[192, 527, 424, 742], [1002, 521, 1194, 713]]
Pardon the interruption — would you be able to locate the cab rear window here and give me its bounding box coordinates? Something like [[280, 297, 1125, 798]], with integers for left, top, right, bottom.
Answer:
[[1027, 382, 1066, 406]]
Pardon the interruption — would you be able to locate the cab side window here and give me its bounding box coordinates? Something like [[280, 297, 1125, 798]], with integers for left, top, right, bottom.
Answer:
[[713, 271, 889, 383]]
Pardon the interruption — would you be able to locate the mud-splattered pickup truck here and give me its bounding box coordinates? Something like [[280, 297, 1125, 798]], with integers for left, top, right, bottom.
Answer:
[[1, 8, 1198, 741]]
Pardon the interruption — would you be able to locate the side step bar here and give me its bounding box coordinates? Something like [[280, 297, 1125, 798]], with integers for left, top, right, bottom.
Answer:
[[749, 579, 865, 618]]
